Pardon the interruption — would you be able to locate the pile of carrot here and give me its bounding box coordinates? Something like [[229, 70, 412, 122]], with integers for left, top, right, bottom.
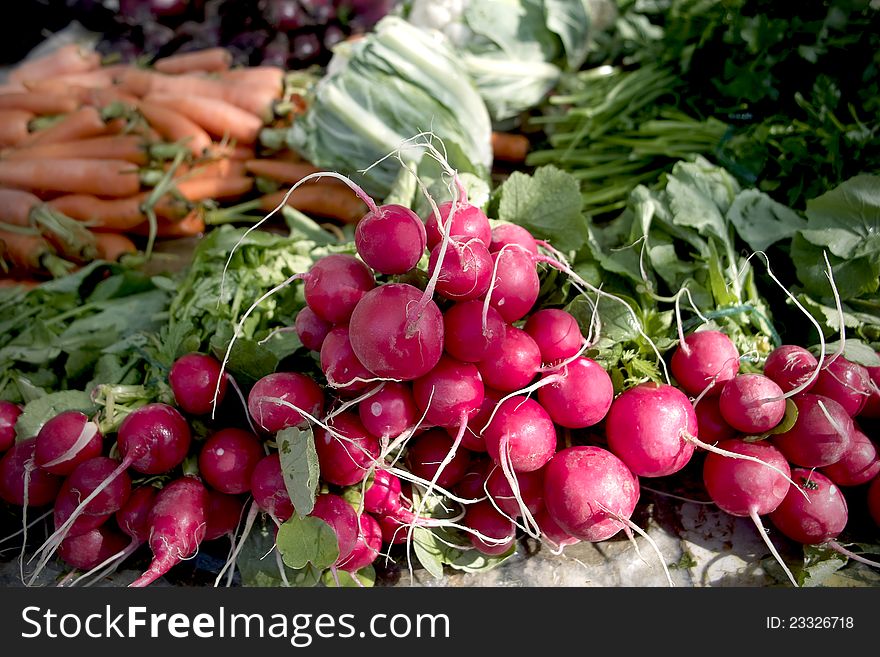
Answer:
[[0, 42, 530, 286]]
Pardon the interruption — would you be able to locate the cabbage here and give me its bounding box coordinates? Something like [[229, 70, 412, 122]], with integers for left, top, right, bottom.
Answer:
[[287, 16, 493, 200], [404, 0, 592, 123]]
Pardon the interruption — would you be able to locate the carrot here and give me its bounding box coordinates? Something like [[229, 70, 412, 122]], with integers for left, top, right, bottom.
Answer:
[[9, 43, 101, 85], [0, 92, 79, 115], [179, 159, 248, 180], [0, 277, 39, 290], [93, 231, 137, 261], [153, 47, 232, 74], [0, 228, 73, 277], [0, 82, 27, 94], [218, 66, 285, 91], [81, 86, 140, 109], [130, 210, 206, 238], [153, 176, 255, 220], [137, 100, 213, 156], [20, 106, 109, 147], [5, 135, 149, 166], [144, 93, 263, 144], [0, 158, 141, 198], [20, 64, 128, 94], [0, 110, 34, 146], [244, 159, 337, 185], [491, 131, 531, 163], [48, 193, 151, 230], [226, 145, 256, 161], [258, 186, 367, 224]]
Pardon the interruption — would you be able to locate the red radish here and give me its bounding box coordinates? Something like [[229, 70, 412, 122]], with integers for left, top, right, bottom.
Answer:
[[0, 438, 62, 506], [294, 306, 332, 352], [204, 491, 245, 541], [478, 325, 541, 392], [482, 396, 557, 474], [247, 371, 325, 433], [377, 510, 410, 545], [489, 223, 537, 256], [769, 469, 847, 546], [868, 477, 880, 527], [820, 426, 880, 487], [537, 357, 613, 429], [773, 393, 854, 467], [763, 345, 819, 393], [718, 374, 786, 434], [363, 469, 404, 516], [250, 453, 295, 521], [448, 387, 503, 452], [66, 457, 132, 515], [355, 204, 426, 275], [442, 299, 506, 363], [463, 500, 516, 556], [425, 201, 491, 251], [694, 395, 737, 442], [117, 403, 192, 475], [33, 410, 102, 476], [542, 446, 639, 542], [405, 429, 471, 489], [348, 283, 444, 381], [605, 383, 697, 478], [337, 512, 382, 573], [169, 352, 228, 415], [524, 309, 584, 364], [535, 507, 579, 550], [428, 239, 493, 301], [0, 401, 22, 454], [53, 482, 111, 538], [670, 330, 740, 396], [320, 326, 374, 394], [116, 486, 157, 544], [304, 253, 375, 324], [315, 413, 379, 486], [358, 382, 417, 440], [484, 247, 540, 323], [860, 359, 880, 418], [198, 428, 264, 495], [129, 476, 209, 587], [412, 355, 484, 428], [454, 458, 492, 500], [811, 356, 872, 417], [309, 493, 359, 567], [486, 466, 544, 518], [58, 525, 129, 571]]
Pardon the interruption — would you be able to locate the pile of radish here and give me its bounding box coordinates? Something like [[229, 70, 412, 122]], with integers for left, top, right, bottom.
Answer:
[[1, 156, 879, 589]]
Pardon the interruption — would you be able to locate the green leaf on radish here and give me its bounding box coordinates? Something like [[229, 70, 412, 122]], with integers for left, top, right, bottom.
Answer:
[[321, 565, 376, 588], [277, 514, 339, 571], [237, 521, 321, 588], [742, 398, 798, 443], [726, 188, 807, 253], [447, 545, 515, 573], [811, 339, 880, 368], [14, 389, 98, 442], [277, 426, 320, 517]]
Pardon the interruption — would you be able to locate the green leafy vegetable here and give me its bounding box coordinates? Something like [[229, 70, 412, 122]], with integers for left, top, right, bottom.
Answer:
[[276, 514, 340, 571], [277, 427, 320, 517]]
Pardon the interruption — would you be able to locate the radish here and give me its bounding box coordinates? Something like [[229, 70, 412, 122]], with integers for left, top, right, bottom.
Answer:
[[33, 411, 103, 476], [670, 330, 740, 396], [377, 511, 410, 545], [0, 401, 22, 454], [128, 476, 209, 587], [363, 469, 404, 516], [65, 457, 132, 515], [763, 345, 819, 393], [425, 200, 492, 251], [320, 326, 375, 394], [358, 382, 418, 440], [535, 507, 579, 551], [454, 458, 491, 500], [463, 500, 516, 556], [427, 239, 493, 301], [772, 393, 854, 467], [169, 352, 228, 416], [693, 395, 736, 442], [820, 425, 880, 487], [483, 247, 540, 323], [482, 396, 557, 474], [486, 465, 544, 518], [0, 438, 62, 506], [524, 308, 584, 364], [448, 387, 503, 453], [718, 373, 787, 434], [198, 428, 264, 495], [489, 223, 537, 256], [315, 412, 379, 486], [247, 371, 325, 433], [769, 469, 847, 546], [117, 403, 192, 474], [478, 325, 541, 392], [294, 306, 332, 352], [702, 438, 798, 586], [442, 299, 505, 363], [303, 253, 375, 324], [412, 355, 484, 428], [348, 283, 444, 381], [336, 512, 382, 574], [537, 357, 613, 429], [405, 429, 471, 489], [860, 359, 880, 418], [250, 453, 295, 521], [355, 203, 426, 275], [868, 477, 880, 527], [58, 525, 129, 572], [309, 493, 359, 567], [811, 356, 872, 417], [204, 491, 245, 542], [53, 486, 110, 539], [605, 383, 697, 478]]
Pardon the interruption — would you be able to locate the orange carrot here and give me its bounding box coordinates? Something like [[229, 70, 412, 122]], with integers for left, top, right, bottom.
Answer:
[[179, 159, 248, 180], [130, 210, 206, 238], [258, 186, 367, 224], [244, 159, 338, 185], [137, 100, 213, 156], [491, 132, 531, 163], [48, 193, 151, 230], [6, 135, 149, 166], [153, 47, 232, 74], [0, 82, 27, 94], [218, 66, 285, 91], [153, 176, 255, 220], [0, 158, 141, 198], [0, 110, 34, 146], [226, 145, 256, 161], [20, 106, 109, 147], [81, 86, 140, 109], [20, 64, 128, 95], [9, 43, 101, 85], [0, 188, 42, 227], [0, 92, 79, 115], [144, 93, 263, 144], [93, 231, 137, 261], [0, 228, 72, 276]]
